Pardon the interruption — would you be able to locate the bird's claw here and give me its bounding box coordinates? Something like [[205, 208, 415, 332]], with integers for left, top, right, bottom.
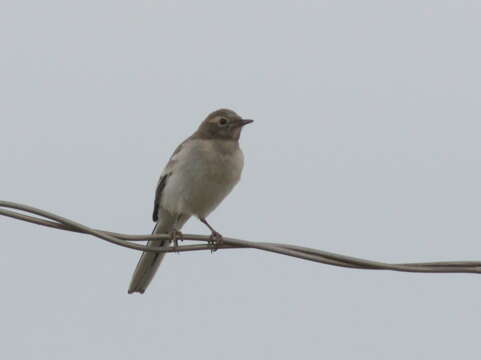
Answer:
[[169, 229, 184, 253], [208, 231, 223, 253]]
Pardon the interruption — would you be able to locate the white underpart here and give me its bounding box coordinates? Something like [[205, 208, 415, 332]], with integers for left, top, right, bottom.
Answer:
[[161, 139, 244, 219]]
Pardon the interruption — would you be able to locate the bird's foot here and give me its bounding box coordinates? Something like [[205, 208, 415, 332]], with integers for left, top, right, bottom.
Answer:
[[169, 229, 184, 253], [208, 231, 224, 253]]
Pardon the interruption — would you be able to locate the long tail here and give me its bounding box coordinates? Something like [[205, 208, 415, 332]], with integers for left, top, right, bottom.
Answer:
[[128, 222, 171, 294]]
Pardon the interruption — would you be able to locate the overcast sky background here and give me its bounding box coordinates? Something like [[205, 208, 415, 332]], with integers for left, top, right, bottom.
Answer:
[[1, 1, 481, 359]]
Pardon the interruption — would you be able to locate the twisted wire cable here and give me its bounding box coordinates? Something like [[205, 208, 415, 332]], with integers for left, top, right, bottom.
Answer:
[[1, 200, 480, 275]]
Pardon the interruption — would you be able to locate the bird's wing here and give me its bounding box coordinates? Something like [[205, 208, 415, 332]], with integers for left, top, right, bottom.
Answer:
[[152, 138, 191, 222]]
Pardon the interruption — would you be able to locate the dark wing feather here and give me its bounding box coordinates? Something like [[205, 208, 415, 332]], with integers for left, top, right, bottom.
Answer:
[[152, 174, 168, 222]]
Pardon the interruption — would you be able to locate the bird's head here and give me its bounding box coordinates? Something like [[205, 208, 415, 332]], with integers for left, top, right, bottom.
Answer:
[[196, 109, 253, 141]]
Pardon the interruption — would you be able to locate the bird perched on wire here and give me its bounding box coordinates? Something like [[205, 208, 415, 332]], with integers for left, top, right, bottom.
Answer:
[[128, 109, 253, 294]]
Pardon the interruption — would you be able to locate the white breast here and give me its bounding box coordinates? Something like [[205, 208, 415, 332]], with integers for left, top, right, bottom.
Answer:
[[161, 139, 244, 218]]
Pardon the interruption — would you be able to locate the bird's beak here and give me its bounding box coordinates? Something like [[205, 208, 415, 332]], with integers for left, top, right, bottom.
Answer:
[[239, 119, 254, 127], [232, 118, 254, 129]]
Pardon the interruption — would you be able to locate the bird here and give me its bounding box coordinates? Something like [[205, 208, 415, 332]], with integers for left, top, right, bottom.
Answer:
[[128, 109, 253, 294]]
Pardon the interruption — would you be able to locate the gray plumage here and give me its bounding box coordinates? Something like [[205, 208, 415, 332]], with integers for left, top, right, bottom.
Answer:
[[128, 109, 253, 294]]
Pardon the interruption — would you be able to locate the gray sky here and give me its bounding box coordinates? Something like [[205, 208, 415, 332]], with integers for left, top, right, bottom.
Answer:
[[1, 1, 481, 358]]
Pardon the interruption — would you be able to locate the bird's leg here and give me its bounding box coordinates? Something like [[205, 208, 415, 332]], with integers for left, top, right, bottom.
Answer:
[[170, 214, 185, 253], [199, 217, 223, 252], [169, 229, 184, 253]]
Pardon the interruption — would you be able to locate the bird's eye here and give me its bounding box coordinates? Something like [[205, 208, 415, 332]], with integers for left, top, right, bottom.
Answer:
[[218, 118, 228, 126]]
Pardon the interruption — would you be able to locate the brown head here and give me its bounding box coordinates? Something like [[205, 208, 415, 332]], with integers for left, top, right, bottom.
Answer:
[[194, 109, 253, 141]]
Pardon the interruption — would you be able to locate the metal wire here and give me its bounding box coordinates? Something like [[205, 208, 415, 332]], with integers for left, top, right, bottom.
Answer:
[[1, 200, 480, 275]]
